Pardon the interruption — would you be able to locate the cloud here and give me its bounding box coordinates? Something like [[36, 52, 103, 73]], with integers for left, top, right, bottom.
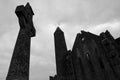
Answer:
[[86, 20, 120, 38], [30, 0, 120, 26]]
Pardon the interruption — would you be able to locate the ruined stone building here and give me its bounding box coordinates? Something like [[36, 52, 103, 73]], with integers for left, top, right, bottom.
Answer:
[[50, 27, 120, 80], [6, 3, 35, 80]]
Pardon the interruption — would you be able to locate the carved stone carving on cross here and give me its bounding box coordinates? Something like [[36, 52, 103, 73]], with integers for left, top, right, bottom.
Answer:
[[15, 2, 36, 37]]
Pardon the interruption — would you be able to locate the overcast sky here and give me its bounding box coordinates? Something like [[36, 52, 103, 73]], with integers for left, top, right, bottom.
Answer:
[[0, 0, 120, 80]]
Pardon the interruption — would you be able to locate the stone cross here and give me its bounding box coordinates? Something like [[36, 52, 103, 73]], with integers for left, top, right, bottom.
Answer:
[[6, 3, 36, 80]]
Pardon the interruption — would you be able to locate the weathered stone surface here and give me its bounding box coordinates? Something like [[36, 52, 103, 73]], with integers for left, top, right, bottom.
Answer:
[[50, 28, 120, 80], [54, 27, 68, 76], [6, 3, 35, 80]]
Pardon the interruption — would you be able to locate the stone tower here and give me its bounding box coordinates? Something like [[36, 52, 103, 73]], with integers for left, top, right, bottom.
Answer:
[[54, 27, 68, 76], [6, 3, 35, 80], [50, 27, 75, 80]]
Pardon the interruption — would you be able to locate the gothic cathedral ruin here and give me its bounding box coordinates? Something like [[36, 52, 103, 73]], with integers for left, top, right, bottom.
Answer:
[[50, 27, 120, 80]]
